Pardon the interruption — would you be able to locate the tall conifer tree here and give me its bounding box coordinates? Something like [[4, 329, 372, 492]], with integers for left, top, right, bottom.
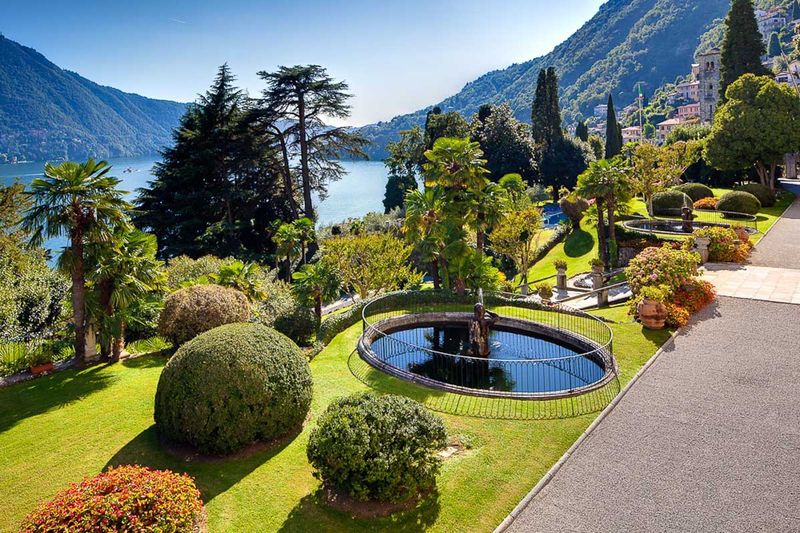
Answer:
[[719, 0, 770, 100], [575, 120, 589, 142], [604, 95, 623, 159], [768, 32, 782, 57]]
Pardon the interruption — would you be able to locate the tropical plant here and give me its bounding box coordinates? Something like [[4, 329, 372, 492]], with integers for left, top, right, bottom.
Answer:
[[22, 159, 131, 365], [78, 228, 165, 361], [273, 221, 302, 280], [403, 188, 447, 289], [212, 260, 268, 301], [292, 260, 340, 322]]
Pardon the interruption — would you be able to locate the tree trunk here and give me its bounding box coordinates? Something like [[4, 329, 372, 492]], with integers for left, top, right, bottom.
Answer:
[[285, 255, 292, 282], [455, 278, 466, 296], [755, 161, 770, 189], [111, 322, 125, 363], [297, 93, 314, 220], [314, 296, 322, 324], [70, 225, 87, 365], [276, 132, 299, 219], [431, 258, 440, 290], [476, 213, 485, 254], [98, 278, 113, 359], [769, 162, 777, 192], [595, 198, 608, 265], [647, 195, 654, 217], [607, 197, 617, 268]]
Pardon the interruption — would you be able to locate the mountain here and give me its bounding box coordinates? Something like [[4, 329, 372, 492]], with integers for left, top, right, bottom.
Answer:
[[0, 34, 187, 162], [359, 0, 733, 159]]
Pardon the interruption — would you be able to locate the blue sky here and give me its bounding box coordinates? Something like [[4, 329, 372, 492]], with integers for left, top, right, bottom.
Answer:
[[2, 0, 604, 125]]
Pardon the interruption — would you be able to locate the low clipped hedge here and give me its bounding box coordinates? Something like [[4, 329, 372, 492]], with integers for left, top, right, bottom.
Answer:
[[307, 393, 447, 502], [20, 465, 204, 532], [651, 190, 693, 216], [158, 284, 250, 346], [154, 323, 313, 455], [717, 191, 761, 215], [674, 183, 714, 203], [735, 183, 775, 207]]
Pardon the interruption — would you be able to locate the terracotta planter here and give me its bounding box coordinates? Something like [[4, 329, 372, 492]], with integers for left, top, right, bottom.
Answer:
[[638, 298, 667, 330], [30, 362, 54, 375]]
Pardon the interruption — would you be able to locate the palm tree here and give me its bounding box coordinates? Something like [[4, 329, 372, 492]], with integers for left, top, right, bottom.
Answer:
[[576, 158, 632, 267], [293, 217, 316, 265], [422, 137, 489, 192], [84, 229, 164, 361], [470, 181, 508, 253], [273, 222, 301, 281], [403, 188, 447, 289], [22, 160, 131, 365], [292, 260, 340, 322], [213, 260, 267, 301]]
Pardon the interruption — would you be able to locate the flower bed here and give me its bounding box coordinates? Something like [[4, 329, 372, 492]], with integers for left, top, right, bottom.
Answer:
[[687, 226, 752, 263], [626, 245, 715, 328], [20, 465, 204, 532]]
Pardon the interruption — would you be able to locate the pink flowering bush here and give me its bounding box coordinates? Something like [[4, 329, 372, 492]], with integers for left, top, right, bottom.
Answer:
[[626, 245, 700, 295], [20, 465, 204, 532]]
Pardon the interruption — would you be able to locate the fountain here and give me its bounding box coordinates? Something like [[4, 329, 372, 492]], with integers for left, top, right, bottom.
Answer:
[[469, 290, 497, 357]]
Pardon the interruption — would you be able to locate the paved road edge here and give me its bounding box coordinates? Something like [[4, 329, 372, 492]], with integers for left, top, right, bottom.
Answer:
[[493, 327, 682, 533]]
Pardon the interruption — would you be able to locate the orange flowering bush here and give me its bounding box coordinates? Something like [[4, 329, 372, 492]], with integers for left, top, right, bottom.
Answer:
[[687, 226, 751, 263], [20, 465, 204, 532], [693, 197, 718, 210]]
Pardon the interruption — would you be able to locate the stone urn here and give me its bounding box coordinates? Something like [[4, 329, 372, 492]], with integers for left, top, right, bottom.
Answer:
[[638, 298, 667, 330], [555, 267, 568, 291], [693, 236, 711, 265]]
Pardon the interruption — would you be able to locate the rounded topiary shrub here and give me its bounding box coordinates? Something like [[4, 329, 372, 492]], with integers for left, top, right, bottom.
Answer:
[[674, 183, 714, 203], [651, 190, 692, 216], [158, 284, 250, 346], [20, 465, 204, 532], [307, 393, 447, 503], [273, 302, 318, 346], [154, 323, 312, 455], [717, 191, 761, 215], [735, 183, 775, 207]]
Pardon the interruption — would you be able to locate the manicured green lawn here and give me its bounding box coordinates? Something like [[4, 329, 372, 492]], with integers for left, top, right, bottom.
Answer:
[[526, 227, 597, 282], [0, 311, 672, 532]]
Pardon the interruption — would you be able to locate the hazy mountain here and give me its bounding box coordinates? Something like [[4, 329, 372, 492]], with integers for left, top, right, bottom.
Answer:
[[359, 0, 733, 159], [0, 34, 186, 162]]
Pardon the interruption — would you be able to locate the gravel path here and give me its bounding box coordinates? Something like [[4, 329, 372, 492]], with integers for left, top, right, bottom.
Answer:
[[750, 181, 800, 269], [505, 297, 800, 532]]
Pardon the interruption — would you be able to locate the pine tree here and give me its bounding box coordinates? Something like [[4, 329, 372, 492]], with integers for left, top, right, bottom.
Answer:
[[604, 95, 623, 159], [719, 0, 770, 100], [768, 32, 782, 57]]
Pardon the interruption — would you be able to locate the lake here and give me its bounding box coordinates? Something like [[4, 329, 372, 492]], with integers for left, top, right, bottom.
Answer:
[[0, 156, 390, 246]]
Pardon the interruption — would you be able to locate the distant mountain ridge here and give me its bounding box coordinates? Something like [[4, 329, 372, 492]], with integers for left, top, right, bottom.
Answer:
[[359, 0, 733, 159], [0, 34, 186, 162]]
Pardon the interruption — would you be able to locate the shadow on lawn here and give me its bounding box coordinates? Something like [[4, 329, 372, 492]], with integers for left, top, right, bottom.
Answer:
[[106, 424, 298, 504], [0, 364, 114, 433], [277, 488, 441, 533], [563, 228, 594, 258]]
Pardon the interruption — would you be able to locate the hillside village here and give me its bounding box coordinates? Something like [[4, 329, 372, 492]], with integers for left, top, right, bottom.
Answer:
[[597, 1, 800, 153]]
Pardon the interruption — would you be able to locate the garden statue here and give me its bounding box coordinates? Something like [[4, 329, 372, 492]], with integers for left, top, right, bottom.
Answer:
[[470, 301, 497, 357], [681, 207, 693, 233]]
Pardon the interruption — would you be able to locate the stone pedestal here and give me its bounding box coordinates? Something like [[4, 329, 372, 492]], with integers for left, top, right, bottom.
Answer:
[[84, 326, 99, 362], [556, 268, 567, 291], [694, 236, 711, 264], [591, 267, 608, 307]]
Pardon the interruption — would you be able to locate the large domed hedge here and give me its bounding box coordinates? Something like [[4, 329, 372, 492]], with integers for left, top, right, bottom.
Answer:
[[651, 190, 692, 216], [307, 393, 447, 503], [735, 183, 775, 207], [717, 191, 761, 215], [673, 183, 714, 203], [154, 323, 313, 455], [158, 284, 251, 346]]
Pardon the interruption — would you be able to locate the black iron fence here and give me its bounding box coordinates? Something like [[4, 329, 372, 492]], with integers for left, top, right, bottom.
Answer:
[[358, 291, 616, 402], [652, 207, 760, 233]]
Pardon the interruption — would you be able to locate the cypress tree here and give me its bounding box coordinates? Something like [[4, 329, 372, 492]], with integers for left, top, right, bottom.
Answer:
[[531, 69, 550, 145], [604, 95, 623, 158], [792, 0, 800, 22], [546, 67, 564, 144], [768, 32, 782, 57], [575, 120, 589, 142], [719, 0, 770, 100]]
